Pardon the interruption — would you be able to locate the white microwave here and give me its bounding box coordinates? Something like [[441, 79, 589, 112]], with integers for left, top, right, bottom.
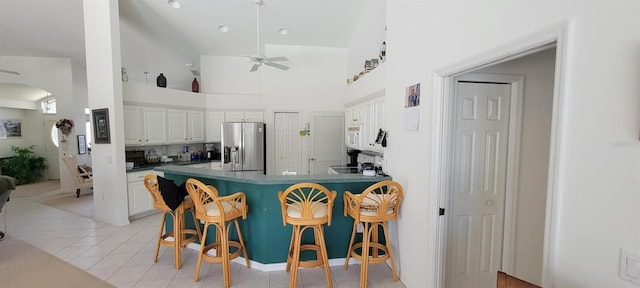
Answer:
[[346, 125, 362, 148]]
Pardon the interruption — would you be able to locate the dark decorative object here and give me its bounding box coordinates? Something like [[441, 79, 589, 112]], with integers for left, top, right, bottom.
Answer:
[[0, 145, 47, 184], [77, 135, 87, 154], [192, 78, 199, 93], [92, 108, 111, 144], [156, 73, 167, 87], [379, 41, 386, 62]]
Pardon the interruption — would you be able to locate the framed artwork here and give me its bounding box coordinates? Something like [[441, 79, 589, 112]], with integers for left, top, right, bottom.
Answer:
[[77, 135, 87, 154], [92, 108, 111, 144], [405, 83, 421, 107], [0, 119, 22, 139]]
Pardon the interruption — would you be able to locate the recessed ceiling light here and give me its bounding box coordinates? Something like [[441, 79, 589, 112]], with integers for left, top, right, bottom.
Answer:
[[168, 0, 181, 9], [218, 25, 229, 33], [278, 28, 289, 35]]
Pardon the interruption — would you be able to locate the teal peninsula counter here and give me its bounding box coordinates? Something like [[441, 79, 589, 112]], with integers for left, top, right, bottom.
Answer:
[[155, 166, 391, 266]]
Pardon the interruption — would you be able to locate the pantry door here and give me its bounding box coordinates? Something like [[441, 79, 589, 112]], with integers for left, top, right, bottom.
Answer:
[[274, 112, 301, 175], [309, 112, 344, 174]]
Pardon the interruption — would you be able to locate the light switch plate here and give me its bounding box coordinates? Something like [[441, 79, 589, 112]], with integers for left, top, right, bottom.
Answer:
[[620, 249, 640, 286]]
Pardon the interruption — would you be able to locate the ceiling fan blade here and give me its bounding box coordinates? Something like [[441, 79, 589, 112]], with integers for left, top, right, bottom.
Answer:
[[264, 62, 290, 70], [0, 69, 20, 75], [266, 56, 288, 62], [250, 63, 261, 72]]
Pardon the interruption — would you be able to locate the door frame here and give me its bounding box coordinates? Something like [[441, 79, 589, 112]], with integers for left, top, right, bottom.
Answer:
[[430, 23, 569, 288], [447, 73, 525, 286]]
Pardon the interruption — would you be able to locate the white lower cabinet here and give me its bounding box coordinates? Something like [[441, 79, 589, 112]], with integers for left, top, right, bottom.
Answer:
[[127, 170, 164, 217]]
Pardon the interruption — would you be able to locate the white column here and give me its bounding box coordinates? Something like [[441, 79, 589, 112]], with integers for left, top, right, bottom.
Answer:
[[83, 0, 129, 226]]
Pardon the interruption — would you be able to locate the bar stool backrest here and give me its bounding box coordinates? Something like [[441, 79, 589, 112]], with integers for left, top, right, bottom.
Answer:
[[278, 182, 337, 226], [185, 178, 247, 223], [143, 174, 172, 212], [345, 180, 403, 223]]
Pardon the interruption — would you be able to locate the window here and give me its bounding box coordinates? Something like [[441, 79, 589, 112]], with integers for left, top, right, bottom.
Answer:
[[51, 124, 59, 147], [41, 96, 56, 114]]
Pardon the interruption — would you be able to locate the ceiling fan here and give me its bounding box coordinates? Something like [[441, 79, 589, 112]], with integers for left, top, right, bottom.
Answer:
[[0, 69, 20, 75], [241, 0, 289, 72]]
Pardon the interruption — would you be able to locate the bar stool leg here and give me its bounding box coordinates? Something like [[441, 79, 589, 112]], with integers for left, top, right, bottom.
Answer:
[[221, 223, 232, 288], [289, 225, 303, 288], [344, 221, 358, 269], [233, 219, 251, 268], [286, 231, 295, 272], [382, 222, 399, 281], [194, 222, 210, 282], [189, 209, 202, 242], [173, 211, 181, 269], [154, 212, 167, 263], [316, 225, 333, 288], [360, 222, 371, 288]]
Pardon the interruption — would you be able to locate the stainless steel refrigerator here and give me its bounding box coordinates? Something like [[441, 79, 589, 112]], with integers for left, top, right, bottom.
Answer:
[[221, 122, 266, 173]]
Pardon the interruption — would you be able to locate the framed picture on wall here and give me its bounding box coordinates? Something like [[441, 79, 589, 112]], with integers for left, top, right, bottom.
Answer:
[[77, 135, 87, 154], [0, 119, 22, 139], [92, 108, 110, 144]]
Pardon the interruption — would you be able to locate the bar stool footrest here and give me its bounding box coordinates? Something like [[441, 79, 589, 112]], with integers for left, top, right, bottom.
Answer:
[[350, 242, 390, 264], [201, 240, 245, 263], [288, 244, 324, 268]]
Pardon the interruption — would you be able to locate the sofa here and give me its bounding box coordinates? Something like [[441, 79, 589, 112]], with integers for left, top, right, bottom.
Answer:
[[0, 175, 16, 240]]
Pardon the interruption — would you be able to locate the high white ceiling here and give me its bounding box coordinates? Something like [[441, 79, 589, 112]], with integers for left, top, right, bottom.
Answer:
[[0, 0, 366, 69], [0, 0, 367, 98]]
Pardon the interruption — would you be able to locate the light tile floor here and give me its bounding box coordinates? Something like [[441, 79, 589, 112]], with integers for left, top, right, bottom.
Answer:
[[0, 193, 406, 288]]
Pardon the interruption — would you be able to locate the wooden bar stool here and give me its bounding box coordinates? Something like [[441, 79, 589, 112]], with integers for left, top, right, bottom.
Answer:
[[343, 180, 403, 288], [278, 182, 337, 288], [143, 174, 201, 269], [185, 178, 250, 288]]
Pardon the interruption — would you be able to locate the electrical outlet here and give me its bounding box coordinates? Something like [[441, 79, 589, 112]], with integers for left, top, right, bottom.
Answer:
[[620, 249, 640, 286], [356, 223, 363, 233]]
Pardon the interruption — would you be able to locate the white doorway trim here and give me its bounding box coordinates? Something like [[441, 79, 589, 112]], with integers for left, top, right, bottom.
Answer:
[[429, 22, 569, 288]]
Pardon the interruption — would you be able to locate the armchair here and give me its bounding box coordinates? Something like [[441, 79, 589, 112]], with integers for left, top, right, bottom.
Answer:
[[62, 155, 93, 198]]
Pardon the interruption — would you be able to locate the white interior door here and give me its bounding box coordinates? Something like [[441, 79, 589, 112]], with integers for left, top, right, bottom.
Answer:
[[44, 117, 60, 179], [447, 81, 511, 288], [274, 112, 300, 175], [310, 112, 344, 174]]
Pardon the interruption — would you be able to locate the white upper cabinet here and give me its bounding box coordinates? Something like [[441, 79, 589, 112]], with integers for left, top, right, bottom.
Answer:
[[206, 111, 225, 142], [167, 109, 204, 144], [371, 97, 385, 152], [188, 110, 205, 142], [123, 105, 167, 145], [345, 96, 385, 152], [142, 107, 168, 145], [224, 111, 264, 122], [123, 105, 143, 145]]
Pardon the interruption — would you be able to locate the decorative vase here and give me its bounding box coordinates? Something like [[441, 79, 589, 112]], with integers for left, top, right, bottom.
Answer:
[[156, 73, 167, 88], [192, 78, 199, 93]]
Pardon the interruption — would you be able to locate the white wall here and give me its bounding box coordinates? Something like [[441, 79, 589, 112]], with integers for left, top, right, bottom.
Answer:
[[127, 44, 348, 175], [369, 1, 640, 287], [0, 56, 77, 189], [84, 0, 129, 226], [477, 48, 556, 284], [0, 108, 45, 159], [347, 0, 387, 77]]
